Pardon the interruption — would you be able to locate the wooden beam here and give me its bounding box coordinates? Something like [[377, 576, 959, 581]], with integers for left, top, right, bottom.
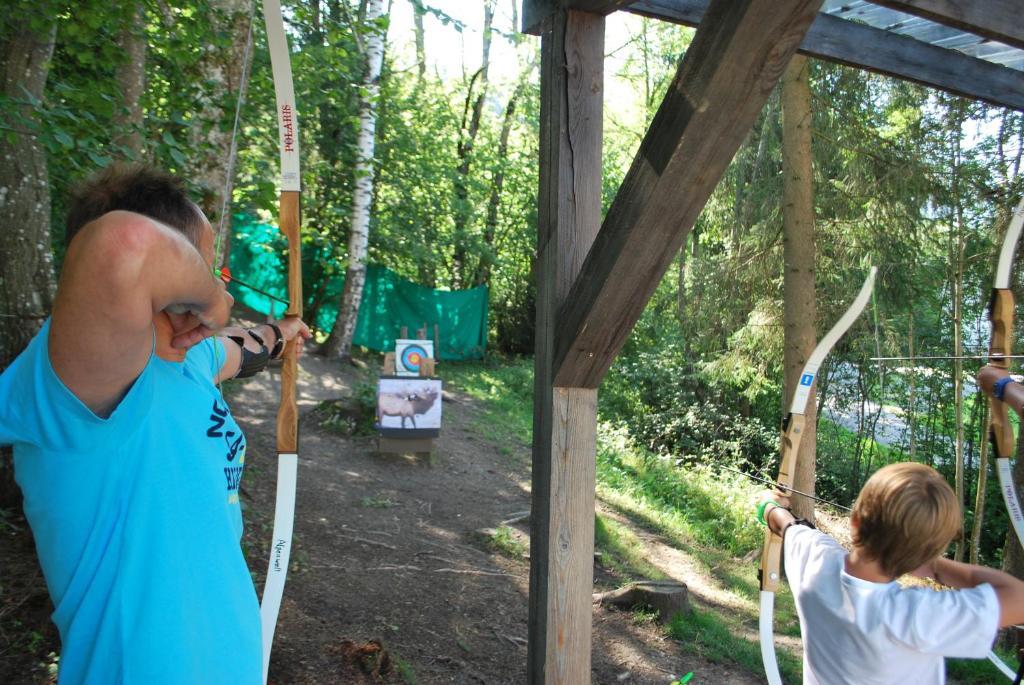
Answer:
[[552, 0, 823, 389], [528, 9, 604, 684], [870, 0, 1024, 51], [522, 0, 635, 34], [629, 0, 1024, 111]]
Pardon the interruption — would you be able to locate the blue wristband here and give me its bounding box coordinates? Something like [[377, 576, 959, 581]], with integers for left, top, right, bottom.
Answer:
[[994, 376, 1015, 401]]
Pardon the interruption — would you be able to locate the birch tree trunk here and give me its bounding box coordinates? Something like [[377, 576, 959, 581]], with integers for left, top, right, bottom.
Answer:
[[781, 55, 817, 523], [323, 0, 386, 359], [0, 7, 58, 508]]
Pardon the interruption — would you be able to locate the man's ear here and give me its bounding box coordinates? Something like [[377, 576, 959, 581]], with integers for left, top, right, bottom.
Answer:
[[849, 511, 860, 535]]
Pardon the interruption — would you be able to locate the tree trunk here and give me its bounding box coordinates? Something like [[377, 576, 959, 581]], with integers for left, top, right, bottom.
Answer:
[[970, 401, 990, 565], [323, 0, 386, 359], [187, 0, 254, 263], [451, 0, 493, 288], [949, 101, 967, 561], [781, 55, 817, 523], [474, 81, 523, 286], [907, 308, 916, 459], [411, 0, 425, 83], [113, 1, 147, 158], [0, 9, 58, 509]]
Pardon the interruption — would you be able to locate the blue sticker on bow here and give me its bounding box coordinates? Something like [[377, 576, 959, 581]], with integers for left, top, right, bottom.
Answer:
[[800, 373, 814, 386]]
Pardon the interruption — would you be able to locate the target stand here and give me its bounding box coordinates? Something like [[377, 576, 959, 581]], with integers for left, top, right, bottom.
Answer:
[[379, 349, 438, 465]]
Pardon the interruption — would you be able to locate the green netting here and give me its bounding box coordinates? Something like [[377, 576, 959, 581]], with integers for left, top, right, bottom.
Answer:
[[227, 217, 488, 360]]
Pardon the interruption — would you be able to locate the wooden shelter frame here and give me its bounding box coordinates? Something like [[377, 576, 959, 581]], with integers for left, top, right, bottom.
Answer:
[[520, 0, 1024, 682]]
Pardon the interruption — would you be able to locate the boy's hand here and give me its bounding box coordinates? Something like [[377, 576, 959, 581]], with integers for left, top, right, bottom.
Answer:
[[755, 489, 792, 510], [275, 315, 312, 355], [276, 315, 311, 343], [978, 364, 1011, 395], [168, 284, 234, 349]]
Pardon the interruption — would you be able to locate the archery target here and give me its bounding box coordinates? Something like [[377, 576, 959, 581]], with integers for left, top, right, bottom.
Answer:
[[395, 339, 434, 376]]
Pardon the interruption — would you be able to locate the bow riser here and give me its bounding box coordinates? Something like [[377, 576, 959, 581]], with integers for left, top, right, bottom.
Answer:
[[989, 289, 1015, 372], [276, 190, 302, 452], [760, 413, 806, 594]]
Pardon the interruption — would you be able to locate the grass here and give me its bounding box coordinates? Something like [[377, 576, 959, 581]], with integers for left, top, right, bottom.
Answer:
[[360, 495, 399, 508], [392, 654, 417, 684], [594, 514, 667, 581], [443, 357, 534, 458], [948, 649, 1019, 684], [486, 525, 528, 558], [668, 606, 802, 683]]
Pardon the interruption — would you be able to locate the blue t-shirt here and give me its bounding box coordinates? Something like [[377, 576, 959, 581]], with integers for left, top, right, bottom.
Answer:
[[0, 321, 261, 684]]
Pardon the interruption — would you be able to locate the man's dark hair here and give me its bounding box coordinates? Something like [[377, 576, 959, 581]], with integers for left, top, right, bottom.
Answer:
[[65, 164, 205, 248]]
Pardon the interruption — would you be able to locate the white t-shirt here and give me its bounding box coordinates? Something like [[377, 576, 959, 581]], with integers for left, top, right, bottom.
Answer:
[[784, 525, 1000, 684]]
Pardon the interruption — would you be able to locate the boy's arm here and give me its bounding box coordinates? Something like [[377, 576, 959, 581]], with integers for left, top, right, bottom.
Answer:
[[979, 365, 1024, 416], [50, 211, 232, 416], [927, 558, 1024, 628]]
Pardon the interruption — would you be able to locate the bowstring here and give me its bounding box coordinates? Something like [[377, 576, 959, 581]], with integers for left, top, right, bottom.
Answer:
[[214, 0, 258, 390], [213, 0, 257, 270]]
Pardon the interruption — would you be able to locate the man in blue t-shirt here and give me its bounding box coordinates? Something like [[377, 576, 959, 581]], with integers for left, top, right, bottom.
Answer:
[[0, 165, 308, 684]]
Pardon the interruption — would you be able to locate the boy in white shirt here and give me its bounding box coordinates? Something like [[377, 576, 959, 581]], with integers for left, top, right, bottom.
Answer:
[[758, 462, 1024, 684]]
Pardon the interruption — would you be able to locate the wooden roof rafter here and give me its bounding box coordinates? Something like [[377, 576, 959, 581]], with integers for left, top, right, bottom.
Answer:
[[629, 0, 1024, 111], [525, 0, 1024, 112], [870, 0, 1024, 51]]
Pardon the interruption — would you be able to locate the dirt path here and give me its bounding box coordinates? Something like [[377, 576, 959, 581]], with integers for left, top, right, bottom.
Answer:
[[236, 353, 766, 685]]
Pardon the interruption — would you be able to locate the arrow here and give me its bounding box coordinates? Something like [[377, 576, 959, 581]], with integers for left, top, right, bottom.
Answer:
[[217, 266, 290, 306]]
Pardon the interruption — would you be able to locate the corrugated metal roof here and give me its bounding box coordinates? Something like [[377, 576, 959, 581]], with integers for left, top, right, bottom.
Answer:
[[822, 1, 1024, 71]]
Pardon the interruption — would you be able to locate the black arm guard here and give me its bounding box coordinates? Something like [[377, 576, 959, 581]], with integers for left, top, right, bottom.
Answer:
[[226, 334, 270, 378]]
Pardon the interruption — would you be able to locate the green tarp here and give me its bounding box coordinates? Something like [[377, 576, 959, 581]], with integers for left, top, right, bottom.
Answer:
[[227, 218, 488, 360]]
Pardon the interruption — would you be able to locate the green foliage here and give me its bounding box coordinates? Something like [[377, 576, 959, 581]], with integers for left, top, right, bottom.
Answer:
[[602, 336, 778, 472]]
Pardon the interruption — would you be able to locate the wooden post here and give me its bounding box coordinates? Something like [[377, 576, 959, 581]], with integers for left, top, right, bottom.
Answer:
[[529, 9, 604, 684]]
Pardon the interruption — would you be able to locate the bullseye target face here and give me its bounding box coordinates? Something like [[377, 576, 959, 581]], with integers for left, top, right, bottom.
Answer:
[[395, 339, 434, 376], [401, 345, 427, 372]]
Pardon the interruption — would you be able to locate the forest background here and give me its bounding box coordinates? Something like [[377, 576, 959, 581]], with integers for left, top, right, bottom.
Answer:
[[2, 0, 1024, 654]]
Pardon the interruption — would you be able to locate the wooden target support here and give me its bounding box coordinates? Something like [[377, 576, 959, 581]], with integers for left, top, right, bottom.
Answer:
[[377, 332, 438, 464]]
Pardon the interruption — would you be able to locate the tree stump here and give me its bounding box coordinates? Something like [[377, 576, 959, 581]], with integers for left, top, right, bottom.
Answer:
[[592, 580, 690, 623]]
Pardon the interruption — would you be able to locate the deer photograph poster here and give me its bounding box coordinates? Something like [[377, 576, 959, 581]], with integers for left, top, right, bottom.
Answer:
[[376, 377, 443, 435]]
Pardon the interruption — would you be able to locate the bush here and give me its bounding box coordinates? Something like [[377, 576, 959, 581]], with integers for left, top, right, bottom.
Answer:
[[602, 341, 777, 471]]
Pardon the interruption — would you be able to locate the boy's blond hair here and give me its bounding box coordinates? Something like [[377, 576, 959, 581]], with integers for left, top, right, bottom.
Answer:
[[851, 463, 961, 578]]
